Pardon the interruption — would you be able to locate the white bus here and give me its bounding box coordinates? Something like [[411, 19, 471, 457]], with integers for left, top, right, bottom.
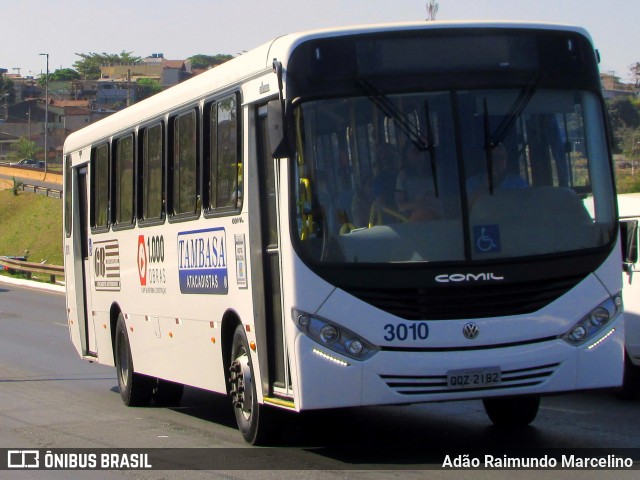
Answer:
[[617, 193, 640, 397], [63, 22, 623, 444]]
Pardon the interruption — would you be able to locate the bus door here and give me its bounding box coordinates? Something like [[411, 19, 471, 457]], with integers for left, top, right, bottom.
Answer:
[[252, 105, 292, 399], [76, 166, 97, 356]]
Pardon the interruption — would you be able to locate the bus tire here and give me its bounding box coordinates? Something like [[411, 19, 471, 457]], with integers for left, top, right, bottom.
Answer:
[[153, 379, 185, 406], [228, 324, 272, 445], [615, 352, 640, 400], [115, 313, 154, 407], [483, 395, 540, 427]]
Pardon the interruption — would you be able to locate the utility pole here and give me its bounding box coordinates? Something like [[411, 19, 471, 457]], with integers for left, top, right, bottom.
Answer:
[[39, 53, 49, 176]]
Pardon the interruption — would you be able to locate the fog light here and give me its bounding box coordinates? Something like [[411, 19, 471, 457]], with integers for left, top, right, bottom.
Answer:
[[346, 339, 364, 356], [320, 325, 339, 343], [570, 325, 587, 342], [614, 295, 623, 309], [589, 307, 609, 327], [298, 314, 310, 327]]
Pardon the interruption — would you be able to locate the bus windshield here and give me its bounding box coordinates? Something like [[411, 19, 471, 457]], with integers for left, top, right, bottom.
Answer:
[[292, 87, 616, 264]]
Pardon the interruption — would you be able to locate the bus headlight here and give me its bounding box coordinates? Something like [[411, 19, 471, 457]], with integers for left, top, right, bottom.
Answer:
[[319, 324, 339, 343], [562, 293, 622, 346], [293, 309, 379, 360]]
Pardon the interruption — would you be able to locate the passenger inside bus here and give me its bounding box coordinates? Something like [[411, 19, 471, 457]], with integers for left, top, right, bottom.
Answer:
[[466, 144, 527, 205], [395, 143, 442, 221], [370, 143, 402, 225]]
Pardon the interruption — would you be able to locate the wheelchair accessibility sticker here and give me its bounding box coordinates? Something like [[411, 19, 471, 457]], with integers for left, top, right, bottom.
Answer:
[[473, 225, 501, 253]]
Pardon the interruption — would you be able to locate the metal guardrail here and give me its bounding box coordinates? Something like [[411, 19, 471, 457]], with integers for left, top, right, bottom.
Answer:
[[0, 256, 64, 284], [21, 183, 62, 198]]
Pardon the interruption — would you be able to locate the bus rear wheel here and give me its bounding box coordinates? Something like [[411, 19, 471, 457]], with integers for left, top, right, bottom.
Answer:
[[228, 325, 272, 444], [115, 313, 154, 407], [483, 395, 540, 427]]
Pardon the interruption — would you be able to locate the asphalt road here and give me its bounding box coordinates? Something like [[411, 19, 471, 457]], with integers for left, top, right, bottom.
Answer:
[[1, 278, 639, 480]]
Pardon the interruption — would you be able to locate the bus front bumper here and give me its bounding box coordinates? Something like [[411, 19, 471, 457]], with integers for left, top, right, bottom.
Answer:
[[292, 318, 624, 411]]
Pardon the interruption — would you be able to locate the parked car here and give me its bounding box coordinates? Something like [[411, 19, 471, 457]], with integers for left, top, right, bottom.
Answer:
[[9, 158, 45, 168]]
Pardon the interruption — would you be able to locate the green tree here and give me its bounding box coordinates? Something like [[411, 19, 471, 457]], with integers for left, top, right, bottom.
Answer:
[[8, 137, 43, 161], [136, 78, 163, 101], [630, 62, 640, 88], [38, 68, 81, 87], [73, 51, 142, 79], [188, 54, 233, 70], [0, 75, 16, 105], [607, 96, 640, 133]]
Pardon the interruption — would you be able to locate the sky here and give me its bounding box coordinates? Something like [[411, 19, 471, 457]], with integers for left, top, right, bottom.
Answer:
[[3, 0, 639, 82]]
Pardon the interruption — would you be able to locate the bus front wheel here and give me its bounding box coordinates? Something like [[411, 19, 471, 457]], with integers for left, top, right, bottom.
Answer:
[[615, 352, 640, 400], [115, 313, 154, 407], [228, 324, 272, 444], [483, 395, 540, 427]]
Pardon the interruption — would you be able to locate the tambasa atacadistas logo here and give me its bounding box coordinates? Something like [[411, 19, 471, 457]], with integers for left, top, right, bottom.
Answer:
[[177, 227, 228, 294]]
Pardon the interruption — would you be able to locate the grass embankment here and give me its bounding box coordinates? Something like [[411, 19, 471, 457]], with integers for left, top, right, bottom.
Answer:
[[0, 189, 63, 267]]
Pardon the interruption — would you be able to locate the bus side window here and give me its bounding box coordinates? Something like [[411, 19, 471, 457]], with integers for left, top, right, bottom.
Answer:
[[140, 123, 165, 222], [113, 134, 135, 227], [170, 109, 200, 217], [91, 143, 110, 232], [64, 155, 72, 237], [207, 94, 241, 213]]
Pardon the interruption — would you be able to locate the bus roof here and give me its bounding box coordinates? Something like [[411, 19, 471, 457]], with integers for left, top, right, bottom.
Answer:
[[63, 20, 592, 156]]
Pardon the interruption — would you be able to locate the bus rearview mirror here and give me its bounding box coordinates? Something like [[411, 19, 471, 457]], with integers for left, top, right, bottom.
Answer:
[[267, 99, 293, 159]]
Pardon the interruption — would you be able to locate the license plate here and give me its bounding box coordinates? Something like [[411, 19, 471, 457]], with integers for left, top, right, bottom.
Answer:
[[447, 366, 501, 389]]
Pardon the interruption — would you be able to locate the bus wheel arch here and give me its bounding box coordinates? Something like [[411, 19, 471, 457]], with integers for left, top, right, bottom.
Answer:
[[226, 320, 274, 445], [114, 310, 154, 406], [109, 302, 123, 362], [220, 310, 241, 395]]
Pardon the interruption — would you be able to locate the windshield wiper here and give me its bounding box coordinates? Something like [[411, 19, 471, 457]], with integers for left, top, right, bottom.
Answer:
[[483, 73, 541, 194], [424, 99, 438, 197], [483, 98, 495, 195], [491, 73, 541, 147], [358, 80, 439, 196]]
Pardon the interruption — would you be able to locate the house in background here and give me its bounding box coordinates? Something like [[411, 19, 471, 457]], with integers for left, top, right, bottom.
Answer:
[[96, 54, 192, 109], [601, 72, 638, 99]]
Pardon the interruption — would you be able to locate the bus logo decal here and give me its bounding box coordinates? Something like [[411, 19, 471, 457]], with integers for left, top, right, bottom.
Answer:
[[138, 235, 147, 286], [177, 227, 228, 295], [93, 239, 121, 291], [138, 234, 167, 293], [463, 323, 480, 340], [235, 234, 248, 289]]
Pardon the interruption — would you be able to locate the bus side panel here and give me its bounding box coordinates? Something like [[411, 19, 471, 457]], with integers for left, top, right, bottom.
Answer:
[[618, 194, 640, 367], [622, 216, 640, 366], [87, 215, 254, 395]]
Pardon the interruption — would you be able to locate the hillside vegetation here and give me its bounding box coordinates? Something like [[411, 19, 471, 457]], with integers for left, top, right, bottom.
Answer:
[[0, 190, 63, 266]]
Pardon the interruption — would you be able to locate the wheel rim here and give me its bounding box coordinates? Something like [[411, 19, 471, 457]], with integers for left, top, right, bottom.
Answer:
[[117, 330, 130, 389], [230, 349, 253, 421]]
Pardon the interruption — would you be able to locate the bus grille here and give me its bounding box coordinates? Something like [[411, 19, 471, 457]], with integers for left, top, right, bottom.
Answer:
[[380, 362, 559, 396], [346, 275, 583, 320]]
